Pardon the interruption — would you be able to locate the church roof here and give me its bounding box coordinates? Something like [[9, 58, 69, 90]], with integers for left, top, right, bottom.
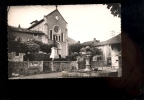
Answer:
[[28, 9, 68, 29], [94, 33, 121, 46], [8, 25, 45, 35]]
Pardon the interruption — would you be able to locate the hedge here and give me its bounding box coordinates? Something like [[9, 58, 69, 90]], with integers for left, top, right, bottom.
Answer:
[[24, 53, 50, 61], [24, 53, 69, 61], [66, 55, 77, 61]]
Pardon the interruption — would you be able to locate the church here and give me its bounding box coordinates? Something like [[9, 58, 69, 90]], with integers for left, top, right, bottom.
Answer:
[[8, 6, 77, 60], [27, 6, 74, 58]]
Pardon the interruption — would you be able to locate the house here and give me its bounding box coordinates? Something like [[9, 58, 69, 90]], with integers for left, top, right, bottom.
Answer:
[[94, 34, 121, 68], [82, 34, 121, 68], [8, 25, 45, 43], [8, 25, 46, 61]]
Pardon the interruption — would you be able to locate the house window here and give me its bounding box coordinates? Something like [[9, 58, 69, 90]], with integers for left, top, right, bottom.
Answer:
[[45, 25, 48, 35], [34, 34, 37, 36], [50, 30, 52, 39], [16, 52, 19, 56], [33, 34, 38, 39]]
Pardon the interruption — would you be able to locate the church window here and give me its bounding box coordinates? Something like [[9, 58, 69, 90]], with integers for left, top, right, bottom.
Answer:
[[50, 30, 52, 39], [53, 35, 55, 40], [61, 33, 63, 41], [59, 36, 60, 41], [56, 36, 58, 41]]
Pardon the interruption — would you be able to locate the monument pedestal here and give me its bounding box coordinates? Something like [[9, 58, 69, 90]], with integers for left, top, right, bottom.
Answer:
[[84, 55, 92, 71], [50, 47, 59, 72], [50, 47, 59, 59]]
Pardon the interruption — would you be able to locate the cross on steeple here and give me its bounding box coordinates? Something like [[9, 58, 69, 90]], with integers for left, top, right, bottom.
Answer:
[[56, 5, 58, 10]]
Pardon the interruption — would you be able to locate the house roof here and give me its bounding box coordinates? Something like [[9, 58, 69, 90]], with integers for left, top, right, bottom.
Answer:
[[94, 33, 121, 46], [67, 37, 77, 44], [8, 26, 45, 35], [28, 9, 68, 29], [82, 40, 99, 46], [82, 41, 94, 46], [28, 19, 44, 29]]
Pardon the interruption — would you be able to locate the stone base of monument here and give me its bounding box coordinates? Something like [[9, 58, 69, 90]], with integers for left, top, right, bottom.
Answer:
[[84, 64, 93, 71], [50, 47, 59, 59]]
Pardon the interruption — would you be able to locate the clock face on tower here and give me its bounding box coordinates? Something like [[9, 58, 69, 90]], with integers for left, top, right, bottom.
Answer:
[[54, 26, 59, 33]]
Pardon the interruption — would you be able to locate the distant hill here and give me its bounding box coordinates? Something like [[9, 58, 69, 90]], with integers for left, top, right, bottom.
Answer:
[[67, 37, 77, 44]]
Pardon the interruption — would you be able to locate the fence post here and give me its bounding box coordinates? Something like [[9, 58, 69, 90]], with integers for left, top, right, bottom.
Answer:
[[40, 61, 43, 72]]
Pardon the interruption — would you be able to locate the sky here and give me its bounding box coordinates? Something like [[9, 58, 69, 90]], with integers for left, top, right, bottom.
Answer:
[[8, 4, 121, 43]]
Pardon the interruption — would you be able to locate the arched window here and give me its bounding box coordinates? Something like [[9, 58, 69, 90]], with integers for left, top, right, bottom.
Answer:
[[61, 33, 63, 41], [50, 30, 52, 39], [53, 35, 56, 40], [56, 35, 58, 41], [59, 36, 60, 41]]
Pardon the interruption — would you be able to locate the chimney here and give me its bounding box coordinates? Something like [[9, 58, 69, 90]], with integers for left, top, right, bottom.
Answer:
[[78, 41, 80, 44], [94, 38, 96, 44], [30, 20, 38, 25], [18, 24, 21, 28]]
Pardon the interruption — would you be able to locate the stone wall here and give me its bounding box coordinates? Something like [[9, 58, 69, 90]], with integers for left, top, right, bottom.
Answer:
[[8, 61, 76, 77], [8, 61, 43, 77], [43, 61, 74, 72]]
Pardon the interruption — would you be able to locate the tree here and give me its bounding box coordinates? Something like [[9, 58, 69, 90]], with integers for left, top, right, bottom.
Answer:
[[32, 39, 57, 54], [8, 33, 23, 53], [23, 41, 40, 54], [104, 3, 121, 18], [80, 46, 102, 56], [68, 43, 83, 54]]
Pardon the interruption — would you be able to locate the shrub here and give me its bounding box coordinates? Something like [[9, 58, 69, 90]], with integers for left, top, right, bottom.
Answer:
[[24, 53, 50, 61], [24, 53, 68, 61], [66, 55, 76, 61]]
